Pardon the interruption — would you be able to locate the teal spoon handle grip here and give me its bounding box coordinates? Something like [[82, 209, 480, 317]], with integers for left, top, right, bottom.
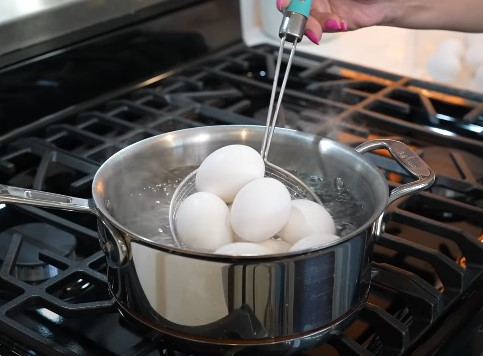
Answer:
[[279, 0, 312, 42], [286, 0, 312, 18]]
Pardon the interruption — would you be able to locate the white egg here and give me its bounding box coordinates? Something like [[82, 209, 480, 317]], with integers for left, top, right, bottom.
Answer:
[[278, 199, 335, 245], [258, 238, 292, 254], [289, 233, 340, 252], [230, 177, 292, 242], [473, 64, 483, 91], [427, 51, 461, 83], [195, 144, 265, 203], [465, 33, 483, 47], [437, 39, 465, 58], [464, 43, 483, 73], [215, 242, 272, 256], [175, 192, 233, 251]]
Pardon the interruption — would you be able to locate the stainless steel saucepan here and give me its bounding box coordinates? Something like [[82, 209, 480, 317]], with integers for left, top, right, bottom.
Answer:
[[0, 125, 435, 354]]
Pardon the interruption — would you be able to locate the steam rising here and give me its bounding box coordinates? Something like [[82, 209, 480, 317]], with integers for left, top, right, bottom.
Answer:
[[100, 128, 370, 248]]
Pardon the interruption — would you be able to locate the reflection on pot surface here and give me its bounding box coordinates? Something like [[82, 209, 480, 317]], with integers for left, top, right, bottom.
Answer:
[[126, 232, 370, 335]]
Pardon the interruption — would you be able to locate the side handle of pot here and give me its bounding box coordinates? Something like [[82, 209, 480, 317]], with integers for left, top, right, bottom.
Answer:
[[0, 184, 97, 215], [355, 139, 435, 238]]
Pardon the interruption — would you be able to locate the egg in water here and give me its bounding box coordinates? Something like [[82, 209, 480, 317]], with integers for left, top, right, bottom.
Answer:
[[278, 199, 336, 245], [215, 242, 272, 256], [258, 238, 292, 254], [289, 233, 340, 252]]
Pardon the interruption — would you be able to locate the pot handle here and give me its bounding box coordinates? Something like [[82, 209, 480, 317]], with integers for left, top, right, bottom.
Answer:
[[0, 184, 97, 215], [355, 139, 435, 238]]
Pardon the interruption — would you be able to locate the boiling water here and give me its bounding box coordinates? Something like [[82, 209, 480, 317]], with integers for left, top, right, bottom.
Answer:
[[123, 167, 367, 247]]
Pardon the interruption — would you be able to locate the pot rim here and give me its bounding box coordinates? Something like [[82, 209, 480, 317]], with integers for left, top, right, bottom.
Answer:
[[92, 125, 389, 262]]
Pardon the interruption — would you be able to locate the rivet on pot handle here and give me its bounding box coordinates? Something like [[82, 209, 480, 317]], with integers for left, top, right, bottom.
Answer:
[[355, 139, 436, 238], [0, 184, 97, 214]]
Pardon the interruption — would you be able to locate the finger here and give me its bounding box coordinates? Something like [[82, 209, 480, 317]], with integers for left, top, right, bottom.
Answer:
[[304, 16, 322, 45], [340, 18, 348, 31], [277, 0, 291, 12], [310, 12, 346, 33]]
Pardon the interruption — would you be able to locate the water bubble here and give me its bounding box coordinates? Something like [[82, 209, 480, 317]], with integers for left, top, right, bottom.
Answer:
[[298, 172, 366, 237], [125, 167, 366, 248], [334, 177, 345, 190]]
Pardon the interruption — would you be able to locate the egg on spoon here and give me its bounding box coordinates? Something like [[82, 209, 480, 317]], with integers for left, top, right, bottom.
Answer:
[[175, 144, 338, 255], [230, 177, 292, 242], [196, 144, 265, 203], [175, 191, 234, 251]]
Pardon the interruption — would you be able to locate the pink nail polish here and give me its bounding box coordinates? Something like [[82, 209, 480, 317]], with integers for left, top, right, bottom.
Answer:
[[305, 30, 320, 45], [276, 0, 283, 11], [325, 19, 341, 31], [341, 21, 347, 31]]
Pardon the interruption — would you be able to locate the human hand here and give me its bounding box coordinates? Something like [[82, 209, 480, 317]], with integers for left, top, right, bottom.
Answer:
[[276, 0, 395, 44], [277, 0, 483, 42]]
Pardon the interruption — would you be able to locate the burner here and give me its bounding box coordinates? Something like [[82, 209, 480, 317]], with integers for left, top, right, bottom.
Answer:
[[421, 146, 483, 202], [0, 38, 482, 355], [398, 146, 483, 225], [422, 146, 483, 185], [0, 223, 76, 283]]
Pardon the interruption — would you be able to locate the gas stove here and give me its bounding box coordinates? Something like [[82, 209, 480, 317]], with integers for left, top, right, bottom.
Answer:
[[0, 1, 482, 355]]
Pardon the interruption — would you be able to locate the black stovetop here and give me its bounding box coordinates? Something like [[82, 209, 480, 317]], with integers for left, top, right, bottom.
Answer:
[[0, 1, 482, 355]]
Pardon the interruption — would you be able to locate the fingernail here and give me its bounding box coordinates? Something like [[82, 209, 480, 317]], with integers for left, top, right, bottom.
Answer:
[[305, 30, 320, 45], [276, 0, 283, 11], [324, 19, 341, 31], [340, 21, 347, 31]]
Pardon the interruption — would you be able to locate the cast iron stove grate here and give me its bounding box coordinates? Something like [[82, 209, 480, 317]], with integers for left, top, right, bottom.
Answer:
[[0, 44, 482, 355]]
